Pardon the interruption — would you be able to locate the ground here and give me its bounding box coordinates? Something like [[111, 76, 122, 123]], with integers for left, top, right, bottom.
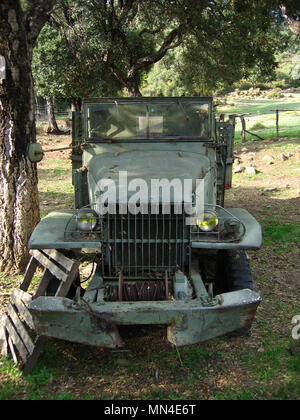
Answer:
[[0, 98, 300, 400]]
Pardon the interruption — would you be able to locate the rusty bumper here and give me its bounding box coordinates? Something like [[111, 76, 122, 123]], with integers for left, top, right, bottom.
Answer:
[[28, 289, 261, 348]]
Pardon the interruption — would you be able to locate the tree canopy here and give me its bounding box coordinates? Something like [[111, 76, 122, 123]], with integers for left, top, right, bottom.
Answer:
[[32, 0, 288, 98], [32, 22, 122, 106]]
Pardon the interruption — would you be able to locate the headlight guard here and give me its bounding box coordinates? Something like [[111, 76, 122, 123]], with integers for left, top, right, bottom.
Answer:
[[191, 205, 245, 242], [76, 209, 98, 232]]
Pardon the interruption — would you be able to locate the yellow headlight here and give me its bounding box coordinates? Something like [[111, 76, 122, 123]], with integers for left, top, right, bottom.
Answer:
[[76, 209, 98, 232], [197, 211, 218, 232]]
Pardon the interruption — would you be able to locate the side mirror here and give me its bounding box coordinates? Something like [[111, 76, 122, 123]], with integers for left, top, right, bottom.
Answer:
[[27, 143, 44, 163]]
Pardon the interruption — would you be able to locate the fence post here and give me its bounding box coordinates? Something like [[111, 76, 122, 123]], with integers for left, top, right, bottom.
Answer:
[[240, 116, 246, 143], [276, 109, 279, 139]]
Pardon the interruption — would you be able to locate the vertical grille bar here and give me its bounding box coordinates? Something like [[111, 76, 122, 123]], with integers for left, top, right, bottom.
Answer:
[[101, 215, 105, 276], [114, 212, 117, 273], [108, 213, 111, 276], [134, 213, 137, 277], [121, 212, 124, 272], [181, 209, 185, 268], [162, 211, 165, 269], [155, 212, 158, 270], [128, 211, 131, 274], [148, 209, 151, 273], [141, 212, 144, 275], [176, 211, 179, 269]]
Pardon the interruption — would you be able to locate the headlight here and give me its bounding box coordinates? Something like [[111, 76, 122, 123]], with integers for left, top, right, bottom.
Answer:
[[197, 210, 218, 232], [76, 209, 98, 232]]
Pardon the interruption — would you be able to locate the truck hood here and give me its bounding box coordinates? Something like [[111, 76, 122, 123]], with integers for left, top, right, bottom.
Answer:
[[87, 150, 212, 204]]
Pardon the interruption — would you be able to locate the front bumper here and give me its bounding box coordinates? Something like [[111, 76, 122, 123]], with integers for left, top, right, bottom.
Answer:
[[28, 289, 261, 347]]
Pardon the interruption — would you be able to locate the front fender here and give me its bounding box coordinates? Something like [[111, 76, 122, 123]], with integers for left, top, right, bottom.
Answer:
[[191, 208, 262, 250], [28, 210, 101, 250]]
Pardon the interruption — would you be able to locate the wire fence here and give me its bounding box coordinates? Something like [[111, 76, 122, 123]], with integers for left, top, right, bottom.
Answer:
[[35, 105, 72, 123], [219, 105, 300, 143]]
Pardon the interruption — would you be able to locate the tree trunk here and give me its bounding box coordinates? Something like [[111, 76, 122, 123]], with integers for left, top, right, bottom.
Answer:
[[126, 79, 142, 97], [46, 97, 61, 134], [0, 7, 40, 273], [71, 98, 82, 112]]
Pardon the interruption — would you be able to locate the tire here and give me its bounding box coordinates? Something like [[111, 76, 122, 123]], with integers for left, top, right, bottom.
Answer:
[[224, 250, 253, 337], [226, 250, 253, 292]]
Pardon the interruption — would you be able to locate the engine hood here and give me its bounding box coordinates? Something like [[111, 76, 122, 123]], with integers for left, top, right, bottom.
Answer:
[[87, 150, 212, 204]]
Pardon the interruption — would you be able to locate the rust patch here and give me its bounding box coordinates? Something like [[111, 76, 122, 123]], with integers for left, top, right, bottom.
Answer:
[[243, 307, 257, 327], [80, 165, 88, 173], [37, 326, 48, 334], [218, 295, 225, 305]]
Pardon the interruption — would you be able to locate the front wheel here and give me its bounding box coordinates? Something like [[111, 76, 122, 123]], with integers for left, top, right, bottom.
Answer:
[[223, 250, 254, 337]]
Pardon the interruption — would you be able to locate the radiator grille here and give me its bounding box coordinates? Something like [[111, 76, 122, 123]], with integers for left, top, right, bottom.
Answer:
[[100, 206, 189, 277]]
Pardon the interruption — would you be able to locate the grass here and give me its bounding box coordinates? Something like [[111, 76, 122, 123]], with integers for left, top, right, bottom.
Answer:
[[263, 223, 300, 249], [0, 104, 300, 400], [217, 94, 300, 142]]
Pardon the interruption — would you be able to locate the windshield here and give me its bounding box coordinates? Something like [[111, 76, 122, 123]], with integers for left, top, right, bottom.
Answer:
[[84, 99, 211, 140]]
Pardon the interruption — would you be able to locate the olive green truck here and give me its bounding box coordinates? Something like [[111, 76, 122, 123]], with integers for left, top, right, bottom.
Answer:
[[27, 97, 262, 348]]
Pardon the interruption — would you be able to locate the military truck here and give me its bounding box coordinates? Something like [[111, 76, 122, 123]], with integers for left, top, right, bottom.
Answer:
[[27, 97, 262, 348]]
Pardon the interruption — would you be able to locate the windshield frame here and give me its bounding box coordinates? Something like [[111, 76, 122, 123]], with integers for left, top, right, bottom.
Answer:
[[82, 97, 214, 143]]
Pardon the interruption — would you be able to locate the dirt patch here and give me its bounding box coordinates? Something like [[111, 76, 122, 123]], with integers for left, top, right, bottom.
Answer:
[[38, 133, 72, 161]]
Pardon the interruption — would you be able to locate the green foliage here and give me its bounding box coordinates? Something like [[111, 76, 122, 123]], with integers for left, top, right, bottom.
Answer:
[[32, 23, 122, 100], [33, 0, 288, 98], [250, 122, 266, 130], [144, 1, 284, 96]]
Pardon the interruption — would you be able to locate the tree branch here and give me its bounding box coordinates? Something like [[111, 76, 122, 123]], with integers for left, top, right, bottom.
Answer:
[[25, 0, 57, 46], [131, 23, 187, 74]]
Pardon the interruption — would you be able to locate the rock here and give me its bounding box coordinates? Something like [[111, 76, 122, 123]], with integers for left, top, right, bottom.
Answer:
[[262, 154, 274, 162], [249, 152, 256, 156], [267, 161, 274, 165], [241, 147, 248, 153], [234, 165, 245, 174], [264, 187, 277, 192], [246, 166, 257, 175], [285, 184, 290, 189], [287, 152, 293, 158], [234, 158, 241, 165], [280, 153, 288, 161], [248, 156, 254, 161]]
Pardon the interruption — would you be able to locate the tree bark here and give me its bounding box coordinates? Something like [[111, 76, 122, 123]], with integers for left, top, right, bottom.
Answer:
[[126, 80, 142, 97], [0, 1, 56, 273], [71, 98, 82, 112], [0, 59, 40, 273]]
